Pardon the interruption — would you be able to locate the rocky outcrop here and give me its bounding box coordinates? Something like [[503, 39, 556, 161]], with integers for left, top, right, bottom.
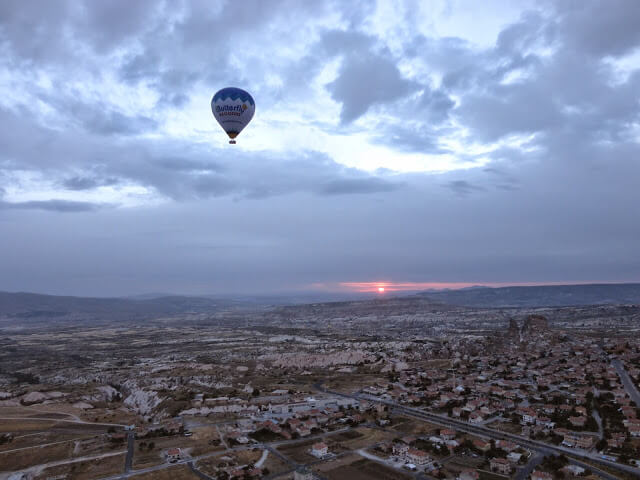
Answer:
[[508, 318, 519, 338], [123, 389, 162, 417], [522, 314, 549, 334], [20, 391, 65, 405]]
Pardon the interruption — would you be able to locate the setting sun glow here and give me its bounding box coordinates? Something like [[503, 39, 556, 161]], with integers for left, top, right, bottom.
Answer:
[[378, 287, 385, 293]]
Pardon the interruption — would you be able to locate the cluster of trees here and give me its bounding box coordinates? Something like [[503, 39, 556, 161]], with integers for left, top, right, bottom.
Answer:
[[11, 372, 39, 384], [539, 454, 568, 476], [139, 440, 155, 451], [409, 438, 449, 456]]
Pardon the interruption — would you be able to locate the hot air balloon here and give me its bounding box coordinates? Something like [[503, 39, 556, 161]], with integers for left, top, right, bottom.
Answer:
[[211, 87, 255, 144]]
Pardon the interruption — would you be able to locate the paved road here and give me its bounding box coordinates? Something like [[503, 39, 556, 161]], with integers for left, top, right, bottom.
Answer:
[[612, 359, 640, 406], [255, 448, 269, 468], [516, 452, 543, 480], [124, 431, 135, 473]]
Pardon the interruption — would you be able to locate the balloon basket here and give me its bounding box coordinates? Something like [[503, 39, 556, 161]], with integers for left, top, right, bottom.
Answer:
[[229, 140, 236, 144]]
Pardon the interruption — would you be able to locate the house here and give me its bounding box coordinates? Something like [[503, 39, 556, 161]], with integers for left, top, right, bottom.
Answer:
[[472, 439, 490, 452], [310, 442, 328, 458], [165, 448, 181, 463], [563, 433, 594, 449], [507, 452, 522, 463], [393, 442, 409, 455], [440, 429, 456, 440], [406, 448, 431, 465], [469, 412, 484, 423], [490, 457, 511, 475], [531, 471, 552, 480], [496, 440, 517, 452], [457, 470, 479, 480], [569, 416, 587, 427], [536, 416, 554, 428], [518, 407, 537, 424], [563, 465, 585, 476]]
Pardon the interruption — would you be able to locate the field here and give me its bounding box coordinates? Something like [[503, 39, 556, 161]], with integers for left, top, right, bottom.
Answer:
[[192, 448, 263, 477], [0, 442, 77, 472], [134, 464, 202, 479], [478, 470, 510, 480], [489, 421, 523, 434], [277, 439, 319, 464], [31, 451, 125, 480], [331, 427, 393, 450], [390, 416, 439, 436], [261, 451, 291, 476], [320, 457, 412, 480]]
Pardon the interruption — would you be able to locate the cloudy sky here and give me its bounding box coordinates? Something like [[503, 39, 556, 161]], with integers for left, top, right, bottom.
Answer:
[[1, 0, 639, 296]]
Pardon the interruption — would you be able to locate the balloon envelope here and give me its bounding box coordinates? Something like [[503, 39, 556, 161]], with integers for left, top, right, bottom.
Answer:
[[211, 87, 255, 142]]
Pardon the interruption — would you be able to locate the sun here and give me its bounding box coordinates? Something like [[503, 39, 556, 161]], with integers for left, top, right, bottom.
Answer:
[[378, 287, 385, 293]]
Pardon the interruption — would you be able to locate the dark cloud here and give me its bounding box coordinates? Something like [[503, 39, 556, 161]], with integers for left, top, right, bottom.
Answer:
[[62, 176, 118, 191], [0, 199, 110, 212], [328, 52, 417, 124], [557, 0, 640, 58], [319, 177, 402, 195], [372, 124, 446, 154], [446, 180, 485, 196], [35, 90, 159, 136]]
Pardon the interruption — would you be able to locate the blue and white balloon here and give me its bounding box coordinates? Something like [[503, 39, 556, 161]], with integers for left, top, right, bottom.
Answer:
[[211, 87, 255, 144]]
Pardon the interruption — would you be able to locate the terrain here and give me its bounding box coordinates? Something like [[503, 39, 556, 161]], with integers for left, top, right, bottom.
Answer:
[[1, 286, 640, 479]]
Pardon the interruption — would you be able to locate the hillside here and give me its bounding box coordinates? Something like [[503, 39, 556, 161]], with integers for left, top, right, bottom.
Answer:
[[418, 283, 640, 307], [0, 291, 224, 321]]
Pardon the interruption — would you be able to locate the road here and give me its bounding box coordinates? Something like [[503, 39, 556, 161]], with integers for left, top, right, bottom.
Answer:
[[124, 431, 135, 472], [255, 448, 269, 467], [313, 382, 640, 477], [215, 424, 228, 449], [612, 359, 640, 406], [516, 452, 543, 480]]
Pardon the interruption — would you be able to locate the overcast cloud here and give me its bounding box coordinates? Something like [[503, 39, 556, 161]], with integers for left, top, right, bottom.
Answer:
[[0, 0, 639, 296]]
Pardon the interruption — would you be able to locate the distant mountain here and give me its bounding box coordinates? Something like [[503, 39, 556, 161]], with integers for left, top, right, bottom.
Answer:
[[418, 283, 640, 307], [0, 291, 225, 321], [0, 290, 369, 323]]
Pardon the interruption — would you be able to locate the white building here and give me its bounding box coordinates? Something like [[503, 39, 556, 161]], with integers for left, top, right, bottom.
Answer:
[[310, 442, 328, 458]]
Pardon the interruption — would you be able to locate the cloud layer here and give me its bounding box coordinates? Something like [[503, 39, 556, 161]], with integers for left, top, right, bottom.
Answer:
[[0, 0, 639, 295]]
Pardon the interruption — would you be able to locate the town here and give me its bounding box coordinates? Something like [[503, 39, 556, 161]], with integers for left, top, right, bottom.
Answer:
[[1, 297, 639, 480]]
